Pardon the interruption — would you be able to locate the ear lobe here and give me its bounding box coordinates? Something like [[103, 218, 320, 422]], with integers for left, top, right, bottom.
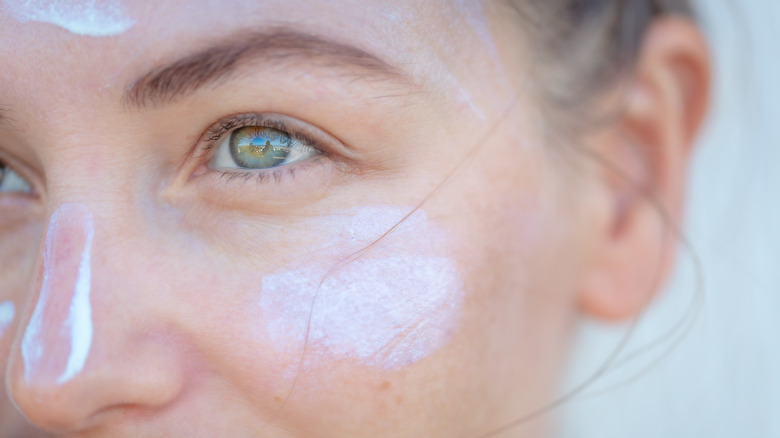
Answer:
[[579, 194, 678, 321], [578, 17, 710, 322]]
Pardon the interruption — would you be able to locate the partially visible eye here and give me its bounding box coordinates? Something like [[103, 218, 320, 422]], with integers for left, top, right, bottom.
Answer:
[[209, 125, 321, 171], [0, 161, 32, 194]]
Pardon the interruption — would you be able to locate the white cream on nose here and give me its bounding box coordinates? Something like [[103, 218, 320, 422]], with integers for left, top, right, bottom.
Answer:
[[22, 203, 95, 385]]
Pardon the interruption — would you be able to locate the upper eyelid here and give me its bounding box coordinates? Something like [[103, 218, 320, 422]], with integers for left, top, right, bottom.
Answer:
[[198, 113, 320, 155]]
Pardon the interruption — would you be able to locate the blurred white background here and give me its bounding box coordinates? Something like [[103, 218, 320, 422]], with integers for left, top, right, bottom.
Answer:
[[560, 2, 780, 437]]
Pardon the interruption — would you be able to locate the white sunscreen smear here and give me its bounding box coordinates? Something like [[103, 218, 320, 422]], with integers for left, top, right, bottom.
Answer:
[[259, 206, 464, 371], [5, 0, 135, 36], [0, 301, 15, 338], [22, 203, 95, 385]]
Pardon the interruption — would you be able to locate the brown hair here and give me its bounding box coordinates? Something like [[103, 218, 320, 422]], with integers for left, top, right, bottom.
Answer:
[[472, 4, 703, 437], [510, 0, 695, 132]]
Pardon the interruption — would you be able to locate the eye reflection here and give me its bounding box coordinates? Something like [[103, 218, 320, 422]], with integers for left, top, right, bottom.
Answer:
[[230, 126, 292, 169], [209, 124, 320, 171]]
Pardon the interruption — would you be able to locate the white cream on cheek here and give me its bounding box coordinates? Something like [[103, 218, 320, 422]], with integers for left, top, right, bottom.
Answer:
[[0, 301, 15, 338], [21, 203, 94, 384], [5, 0, 135, 36], [258, 206, 464, 371]]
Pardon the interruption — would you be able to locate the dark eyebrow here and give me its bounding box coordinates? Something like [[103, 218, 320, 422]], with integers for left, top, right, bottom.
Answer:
[[123, 28, 409, 109]]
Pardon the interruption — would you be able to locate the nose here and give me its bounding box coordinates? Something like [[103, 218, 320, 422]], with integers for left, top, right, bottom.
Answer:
[[5, 203, 185, 433]]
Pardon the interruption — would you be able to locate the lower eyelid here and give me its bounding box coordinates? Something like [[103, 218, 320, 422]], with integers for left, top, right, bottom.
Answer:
[[188, 156, 337, 212], [216, 167, 296, 185], [208, 155, 326, 185]]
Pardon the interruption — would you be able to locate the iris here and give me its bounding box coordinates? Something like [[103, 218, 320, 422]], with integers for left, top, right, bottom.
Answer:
[[229, 127, 293, 169]]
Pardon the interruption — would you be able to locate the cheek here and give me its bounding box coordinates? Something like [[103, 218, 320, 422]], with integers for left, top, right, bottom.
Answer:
[[198, 206, 465, 395], [259, 253, 463, 372]]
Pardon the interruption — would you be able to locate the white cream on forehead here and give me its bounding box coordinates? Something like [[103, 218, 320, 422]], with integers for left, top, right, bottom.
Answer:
[[0, 301, 15, 338], [5, 0, 135, 36], [257, 206, 464, 371]]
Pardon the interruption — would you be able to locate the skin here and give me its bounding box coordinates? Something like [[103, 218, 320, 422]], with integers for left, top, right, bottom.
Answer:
[[0, 1, 710, 437]]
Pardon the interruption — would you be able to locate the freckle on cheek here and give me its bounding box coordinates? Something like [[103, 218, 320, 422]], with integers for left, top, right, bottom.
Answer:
[[21, 203, 94, 385]]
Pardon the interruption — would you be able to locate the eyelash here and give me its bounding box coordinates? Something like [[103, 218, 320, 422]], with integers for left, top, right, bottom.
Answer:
[[212, 157, 323, 185], [197, 113, 326, 185]]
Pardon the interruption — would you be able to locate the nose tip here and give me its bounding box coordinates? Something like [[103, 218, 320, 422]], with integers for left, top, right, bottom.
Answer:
[[6, 368, 103, 432], [6, 339, 186, 433]]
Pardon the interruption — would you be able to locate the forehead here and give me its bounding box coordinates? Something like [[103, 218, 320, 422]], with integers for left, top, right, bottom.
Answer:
[[0, 0, 496, 95]]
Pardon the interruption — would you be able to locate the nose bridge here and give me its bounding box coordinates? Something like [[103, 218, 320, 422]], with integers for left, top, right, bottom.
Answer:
[[22, 203, 95, 386], [6, 201, 186, 432], [40, 121, 143, 204]]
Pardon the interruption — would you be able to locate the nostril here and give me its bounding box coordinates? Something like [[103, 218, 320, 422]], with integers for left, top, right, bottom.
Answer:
[[7, 336, 188, 434], [7, 330, 188, 434]]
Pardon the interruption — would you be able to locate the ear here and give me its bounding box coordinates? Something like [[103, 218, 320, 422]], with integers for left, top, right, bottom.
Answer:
[[578, 17, 710, 321]]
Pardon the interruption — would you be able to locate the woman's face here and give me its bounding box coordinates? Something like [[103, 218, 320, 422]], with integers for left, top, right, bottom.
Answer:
[[0, 1, 600, 436]]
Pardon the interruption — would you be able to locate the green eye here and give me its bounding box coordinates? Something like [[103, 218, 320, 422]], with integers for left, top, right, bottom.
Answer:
[[209, 124, 320, 171], [230, 126, 292, 169]]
